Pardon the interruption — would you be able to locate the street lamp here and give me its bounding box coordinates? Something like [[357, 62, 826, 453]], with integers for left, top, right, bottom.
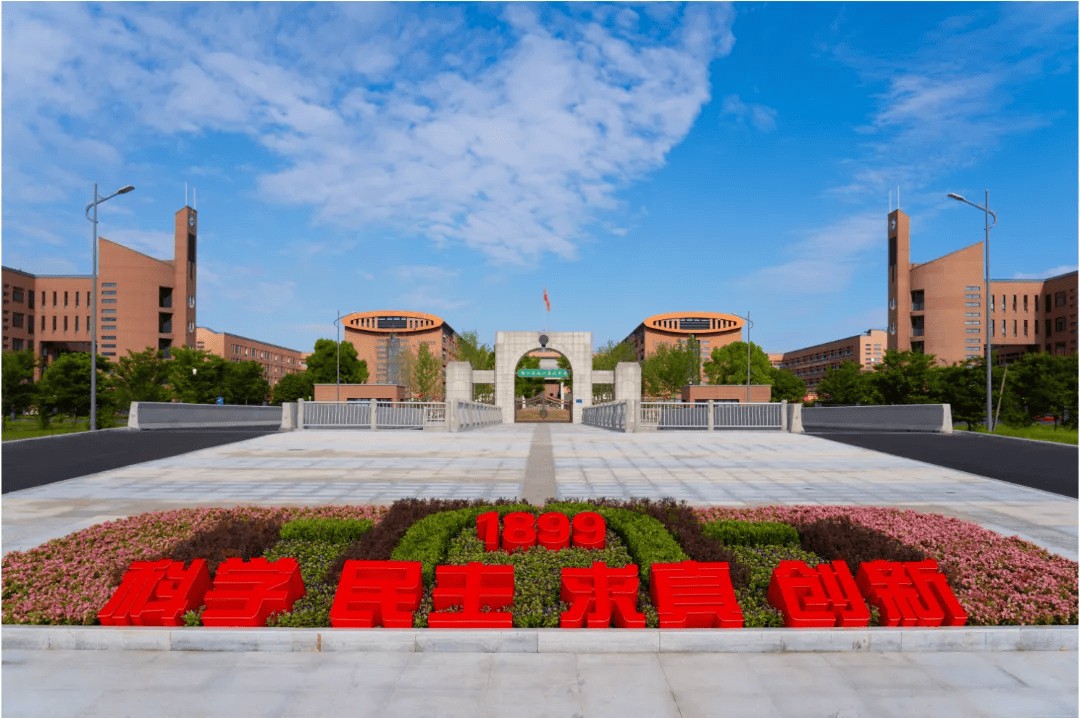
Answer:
[[85, 183, 134, 431], [731, 311, 755, 403], [947, 191, 997, 431], [334, 310, 342, 401]]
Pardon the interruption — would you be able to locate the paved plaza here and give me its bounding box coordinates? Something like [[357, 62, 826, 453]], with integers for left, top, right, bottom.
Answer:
[[2, 424, 1077, 717]]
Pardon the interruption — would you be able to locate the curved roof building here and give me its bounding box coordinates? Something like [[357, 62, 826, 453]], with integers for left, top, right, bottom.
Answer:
[[622, 312, 746, 363], [341, 310, 457, 386]]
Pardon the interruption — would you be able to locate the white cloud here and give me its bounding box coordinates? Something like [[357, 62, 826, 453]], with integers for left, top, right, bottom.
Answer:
[[1013, 265, 1077, 280], [100, 229, 176, 260], [2, 3, 737, 266], [720, 94, 778, 132]]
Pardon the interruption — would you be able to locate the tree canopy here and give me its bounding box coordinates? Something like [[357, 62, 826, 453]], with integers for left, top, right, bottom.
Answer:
[[867, 349, 939, 404], [167, 347, 231, 404], [702, 341, 773, 387], [769, 367, 807, 404], [270, 372, 314, 405], [305, 339, 369, 385], [642, 341, 699, 399], [2, 349, 38, 418], [36, 352, 117, 426], [114, 348, 171, 407], [815, 360, 872, 405], [412, 341, 443, 400]]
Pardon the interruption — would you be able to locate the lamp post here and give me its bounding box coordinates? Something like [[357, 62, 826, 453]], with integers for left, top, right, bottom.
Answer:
[[947, 191, 997, 431], [334, 310, 341, 401], [731, 311, 755, 403], [85, 183, 134, 431]]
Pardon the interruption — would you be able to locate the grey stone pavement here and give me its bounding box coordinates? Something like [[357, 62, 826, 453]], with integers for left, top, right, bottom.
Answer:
[[3, 424, 1077, 717]]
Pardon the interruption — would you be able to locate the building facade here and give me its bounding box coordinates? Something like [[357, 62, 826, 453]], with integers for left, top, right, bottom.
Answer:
[[195, 327, 304, 387], [2, 205, 198, 375], [622, 312, 746, 381], [340, 310, 458, 387], [777, 329, 887, 395], [887, 209, 1078, 365]]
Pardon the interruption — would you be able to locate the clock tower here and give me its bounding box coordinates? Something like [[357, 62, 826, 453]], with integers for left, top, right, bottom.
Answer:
[[174, 206, 198, 350], [886, 210, 911, 354]]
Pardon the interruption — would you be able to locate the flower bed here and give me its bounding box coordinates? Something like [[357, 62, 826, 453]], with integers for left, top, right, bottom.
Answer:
[[2, 500, 1075, 628]]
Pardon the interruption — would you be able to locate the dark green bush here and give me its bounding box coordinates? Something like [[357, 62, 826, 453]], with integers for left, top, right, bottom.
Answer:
[[702, 520, 800, 548], [280, 518, 373, 544], [797, 516, 931, 585], [169, 516, 283, 575], [263, 538, 355, 628]]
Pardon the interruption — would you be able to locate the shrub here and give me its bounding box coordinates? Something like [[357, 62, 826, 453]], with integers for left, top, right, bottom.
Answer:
[[797, 515, 928, 584], [702, 520, 800, 548], [728, 544, 828, 628], [280, 518, 373, 544], [169, 516, 284, 576], [263, 538, 354, 628]]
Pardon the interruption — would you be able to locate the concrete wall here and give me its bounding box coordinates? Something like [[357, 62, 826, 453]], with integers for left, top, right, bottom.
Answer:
[[129, 402, 282, 430], [801, 404, 953, 433]]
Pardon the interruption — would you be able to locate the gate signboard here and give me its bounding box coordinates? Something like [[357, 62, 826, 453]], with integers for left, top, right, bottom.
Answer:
[[516, 368, 570, 378]]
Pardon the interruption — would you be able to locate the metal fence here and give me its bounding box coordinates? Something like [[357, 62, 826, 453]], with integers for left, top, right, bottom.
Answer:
[[302, 401, 446, 430], [582, 401, 627, 431], [455, 401, 502, 431], [639, 401, 785, 430], [714, 402, 783, 429]]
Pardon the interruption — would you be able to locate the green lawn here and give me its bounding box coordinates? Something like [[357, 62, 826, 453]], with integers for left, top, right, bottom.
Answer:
[[954, 422, 1078, 446], [2, 415, 125, 441]]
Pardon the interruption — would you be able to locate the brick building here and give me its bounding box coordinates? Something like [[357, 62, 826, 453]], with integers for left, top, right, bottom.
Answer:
[[887, 209, 1077, 365], [2, 205, 198, 375], [776, 329, 887, 396], [195, 327, 304, 387], [621, 312, 746, 381], [340, 310, 458, 386]]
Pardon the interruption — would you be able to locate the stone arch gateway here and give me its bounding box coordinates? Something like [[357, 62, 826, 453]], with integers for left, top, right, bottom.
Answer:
[[495, 331, 594, 424]]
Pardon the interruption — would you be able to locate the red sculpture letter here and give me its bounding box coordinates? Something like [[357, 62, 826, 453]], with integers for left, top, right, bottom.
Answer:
[[502, 512, 537, 553], [476, 511, 500, 552], [201, 557, 306, 627], [767, 560, 870, 628], [856, 559, 967, 627], [330, 560, 423, 628], [571, 512, 606, 550], [650, 561, 743, 628], [428, 562, 515, 628], [537, 512, 571, 551], [98, 559, 211, 626], [561, 562, 645, 628]]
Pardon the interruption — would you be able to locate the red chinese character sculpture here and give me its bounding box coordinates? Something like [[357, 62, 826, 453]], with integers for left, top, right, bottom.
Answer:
[[201, 557, 306, 627], [429, 562, 515, 628], [329, 560, 423, 628], [561, 562, 645, 628], [476, 511, 500, 552], [571, 512, 606, 550], [502, 512, 538, 553], [855, 559, 967, 627], [650, 561, 743, 628], [767, 560, 870, 628], [98, 559, 211, 626]]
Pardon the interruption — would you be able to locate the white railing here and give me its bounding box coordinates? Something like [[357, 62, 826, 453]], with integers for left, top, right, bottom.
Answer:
[[582, 401, 627, 431], [455, 400, 502, 431], [640, 402, 708, 429], [301, 401, 446, 430], [639, 401, 785, 430]]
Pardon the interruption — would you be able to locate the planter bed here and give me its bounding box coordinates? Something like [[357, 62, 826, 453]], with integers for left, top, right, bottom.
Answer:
[[2, 499, 1075, 629]]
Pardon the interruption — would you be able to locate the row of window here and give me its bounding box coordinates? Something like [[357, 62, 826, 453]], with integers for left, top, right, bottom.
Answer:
[[905, 291, 1071, 314], [230, 343, 298, 363]]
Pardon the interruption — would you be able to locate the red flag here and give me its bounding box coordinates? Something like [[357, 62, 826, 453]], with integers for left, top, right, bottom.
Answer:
[[543, 288, 550, 312]]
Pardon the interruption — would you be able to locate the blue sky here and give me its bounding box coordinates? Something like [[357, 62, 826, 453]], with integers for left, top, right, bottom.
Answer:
[[3, 2, 1077, 355]]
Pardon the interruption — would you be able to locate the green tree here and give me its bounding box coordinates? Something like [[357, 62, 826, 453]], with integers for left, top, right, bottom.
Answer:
[[867, 349, 939, 404], [453, 331, 495, 401], [815, 361, 872, 405], [114, 348, 171, 409], [2, 350, 38, 422], [642, 341, 699, 399], [515, 354, 545, 398], [934, 363, 987, 430], [270, 372, 314, 405], [225, 361, 271, 404], [413, 341, 444, 400], [702, 341, 773, 387], [305, 339, 369, 385], [999, 352, 1078, 428], [36, 353, 118, 427], [168, 347, 231, 404], [769, 367, 807, 404], [591, 340, 637, 403]]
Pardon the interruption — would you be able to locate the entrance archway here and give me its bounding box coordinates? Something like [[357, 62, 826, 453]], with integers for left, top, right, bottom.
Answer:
[[513, 347, 573, 423], [495, 332, 593, 424]]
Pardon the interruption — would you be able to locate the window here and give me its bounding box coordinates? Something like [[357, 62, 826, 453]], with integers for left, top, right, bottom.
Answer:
[[102, 344, 116, 349], [52, 316, 56, 331], [101, 335, 116, 340], [27, 292, 33, 309], [966, 329, 980, 333], [965, 312, 980, 317], [991, 322, 995, 337], [40, 291, 45, 305], [64, 291, 68, 307], [965, 285, 981, 291], [965, 302, 980, 307], [1012, 295, 1017, 311], [1056, 317, 1066, 331], [86, 291, 90, 306], [102, 309, 116, 314], [990, 296, 994, 311], [75, 292, 80, 307], [63, 316, 68, 332], [103, 283, 116, 287], [52, 291, 57, 306], [966, 338, 981, 344], [965, 321, 980, 325], [11, 313, 23, 328], [1024, 320, 1028, 336], [28, 318, 33, 335], [965, 294, 980, 300], [74, 316, 78, 332], [1046, 319, 1052, 336], [1035, 295, 1039, 312], [1001, 295, 1005, 311], [12, 288, 23, 303], [101, 290, 116, 296], [1056, 292, 1067, 307], [1023, 295, 1028, 312], [41, 315, 45, 331], [13, 338, 23, 350], [911, 290, 924, 311], [1012, 320, 1017, 337], [102, 352, 116, 357], [1035, 320, 1039, 335], [101, 299, 116, 304], [102, 324, 115, 331]]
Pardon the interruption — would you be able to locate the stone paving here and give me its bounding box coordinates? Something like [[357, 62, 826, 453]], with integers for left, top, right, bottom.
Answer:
[[2, 424, 1077, 717]]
